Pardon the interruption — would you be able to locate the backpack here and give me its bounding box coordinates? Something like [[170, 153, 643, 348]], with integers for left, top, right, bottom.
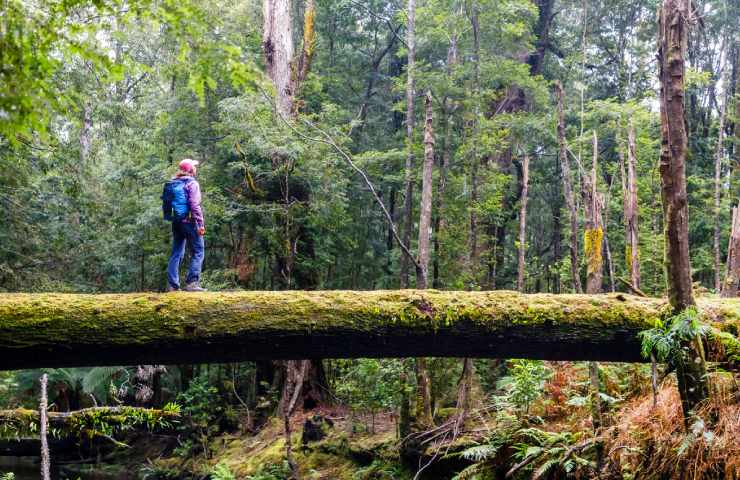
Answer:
[[161, 178, 193, 221]]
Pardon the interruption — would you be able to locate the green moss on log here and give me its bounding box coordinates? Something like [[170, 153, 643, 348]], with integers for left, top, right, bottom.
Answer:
[[0, 291, 737, 367], [0, 406, 179, 440]]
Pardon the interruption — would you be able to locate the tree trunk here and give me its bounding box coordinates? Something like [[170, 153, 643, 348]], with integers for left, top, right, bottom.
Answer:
[[554, 81, 583, 293], [412, 91, 435, 429], [453, 357, 473, 436], [79, 101, 93, 163], [583, 131, 604, 294], [414, 357, 432, 428], [657, 0, 708, 421], [40, 374, 50, 480], [2, 292, 737, 369], [290, 0, 316, 114], [624, 122, 641, 289], [467, 0, 481, 284], [582, 132, 604, 468], [722, 202, 740, 297], [714, 85, 727, 292], [517, 154, 530, 292], [262, 0, 294, 118], [416, 92, 435, 289], [433, 35, 459, 289], [400, 0, 416, 289]]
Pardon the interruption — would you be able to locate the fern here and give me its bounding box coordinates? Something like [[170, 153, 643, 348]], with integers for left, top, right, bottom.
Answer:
[[532, 458, 559, 480], [639, 307, 709, 363], [459, 444, 500, 462], [451, 463, 485, 480]]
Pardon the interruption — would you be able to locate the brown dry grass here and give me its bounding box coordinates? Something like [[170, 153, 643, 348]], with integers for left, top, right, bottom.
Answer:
[[605, 374, 739, 479]]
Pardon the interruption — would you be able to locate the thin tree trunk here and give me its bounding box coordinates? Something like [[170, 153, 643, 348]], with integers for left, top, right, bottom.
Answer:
[[79, 101, 93, 163], [453, 357, 473, 436], [554, 81, 583, 293], [624, 122, 641, 289], [414, 357, 432, 428], [413, 92, 435, 429], [416, 92, 435, 288], [657, 0, 708, 422], [722, 202, 740, 297], [584, 131, 604, 294], [517, 154, 530, 292], [433, 34, 458, 289], [40, 374, 51, 480], [714, 86, 727, 292], [467, 0, 481, 283], [281, 359, 308, 480], [400, 0, 416, 289]]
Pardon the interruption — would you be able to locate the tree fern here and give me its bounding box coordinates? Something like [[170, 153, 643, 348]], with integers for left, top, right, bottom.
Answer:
[[82, 366, 126, 403]]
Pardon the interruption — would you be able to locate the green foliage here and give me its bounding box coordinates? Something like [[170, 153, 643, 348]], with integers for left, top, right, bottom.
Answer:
[[495, 360, 551, 415], [176, 375, 224, 457], [639, 307, 709, 363], [245, 462, 290, 480], [334, 359, 405, 420], [211, 462, 236, 480]]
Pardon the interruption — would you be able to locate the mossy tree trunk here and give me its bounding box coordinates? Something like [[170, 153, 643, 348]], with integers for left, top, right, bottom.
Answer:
[[517, 154, 530, 292], [624, 121, 641, 289], [657, 0, 709, 421], [1, 291, 737, 370]]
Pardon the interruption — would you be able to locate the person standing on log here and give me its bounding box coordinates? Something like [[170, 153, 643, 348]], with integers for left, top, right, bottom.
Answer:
[[162, 158, 206, 292]]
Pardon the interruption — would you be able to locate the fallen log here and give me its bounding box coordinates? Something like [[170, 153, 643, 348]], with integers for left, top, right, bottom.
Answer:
[[0, 291, 737, 369], [0, 407, 179, 440]]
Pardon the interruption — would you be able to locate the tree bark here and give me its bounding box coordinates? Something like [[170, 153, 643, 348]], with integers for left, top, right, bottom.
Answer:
[[400, 0, 416, 289], [583, 131, 604, 294], [657, 0, 708, 420], [624, 122, 641, 289], [722, 202, 740, 297], [517, 154, 530, 292], [467, 0, 481, 284], [714, 84, 727, 292], [413, 357, 432, 428], [79, 101, 93, 163], [412, 91, 435, 429], [1, 292, 737, 369], [453, 357, 473, 436], [290, 0, 316, 114], [262, 0, 294, 118], [40, 374, 50, 480], [582, 132, 604, 467], [554, 81, 583, 293], [416, 92, 435, 289], [433, 34, 459, 289]]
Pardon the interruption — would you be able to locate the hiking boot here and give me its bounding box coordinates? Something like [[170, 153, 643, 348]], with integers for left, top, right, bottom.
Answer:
[[166, 285, 179, 292], [183, 281, 206, 292]]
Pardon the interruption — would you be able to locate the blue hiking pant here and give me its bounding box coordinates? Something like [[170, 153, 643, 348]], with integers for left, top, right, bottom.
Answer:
[[167, 221, 204, 288]]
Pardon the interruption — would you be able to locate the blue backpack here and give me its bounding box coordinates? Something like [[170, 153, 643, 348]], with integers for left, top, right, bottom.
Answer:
[[161, 178, 193, 221]]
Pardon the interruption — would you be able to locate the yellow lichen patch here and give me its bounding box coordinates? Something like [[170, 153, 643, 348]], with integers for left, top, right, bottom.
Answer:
[[584, 227, 604, 274]]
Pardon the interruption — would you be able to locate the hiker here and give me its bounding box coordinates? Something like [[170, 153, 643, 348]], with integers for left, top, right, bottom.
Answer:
[[162, 158, 206, 292]]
